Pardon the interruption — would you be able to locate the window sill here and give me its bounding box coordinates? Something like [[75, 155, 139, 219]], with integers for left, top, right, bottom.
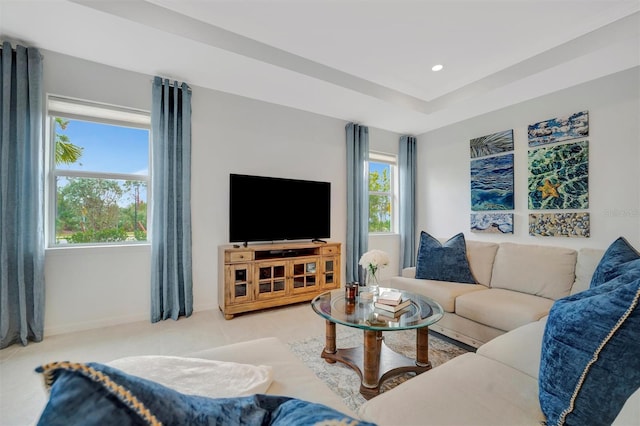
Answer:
[[369, 232, 400, 237], [45, 243, 151, 257]]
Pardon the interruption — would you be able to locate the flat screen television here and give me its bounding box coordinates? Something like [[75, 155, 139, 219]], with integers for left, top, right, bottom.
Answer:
[[229, 174, 331, 243]]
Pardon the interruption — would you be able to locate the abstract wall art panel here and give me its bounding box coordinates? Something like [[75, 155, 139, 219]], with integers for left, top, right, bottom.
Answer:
[[471, 213, 514, 234], [528, 140, 589, 210], [529, 212, 590, 238], [528, 110, 588, 147], [471, 153, 514, 211], [470, 129, 514, 158]]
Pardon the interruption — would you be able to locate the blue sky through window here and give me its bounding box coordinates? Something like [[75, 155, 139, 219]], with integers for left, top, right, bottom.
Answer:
[[56, 119, 149, 175]]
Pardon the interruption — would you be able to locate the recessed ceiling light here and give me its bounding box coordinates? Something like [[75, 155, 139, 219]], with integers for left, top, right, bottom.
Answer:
[[432, 64, 443, 72]]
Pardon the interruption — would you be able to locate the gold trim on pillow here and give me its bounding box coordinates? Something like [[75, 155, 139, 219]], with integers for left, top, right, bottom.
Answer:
[[38, 361, 161, 426]]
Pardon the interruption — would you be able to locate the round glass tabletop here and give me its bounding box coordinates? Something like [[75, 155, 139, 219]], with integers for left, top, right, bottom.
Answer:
[[311, 287, 444, 331]]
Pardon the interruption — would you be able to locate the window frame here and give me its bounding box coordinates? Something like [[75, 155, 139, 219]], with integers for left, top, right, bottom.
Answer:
[[368, 151, 399, 235], [46, 95, 152, 248]]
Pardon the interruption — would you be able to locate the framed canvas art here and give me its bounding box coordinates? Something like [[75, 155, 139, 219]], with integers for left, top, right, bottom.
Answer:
[[529, 212, 590, 238], [528, 141, 588, 210], [528, 110, 588, 147], [471, 213, 514, 234], [470, 129, 514, 158], [471, 153, 514, 211]]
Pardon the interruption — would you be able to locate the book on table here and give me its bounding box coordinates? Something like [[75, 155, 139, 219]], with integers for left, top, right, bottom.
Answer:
[[375, 307, 410, 322], [374, 298, 411, 313], [376, 290, 403, 306]]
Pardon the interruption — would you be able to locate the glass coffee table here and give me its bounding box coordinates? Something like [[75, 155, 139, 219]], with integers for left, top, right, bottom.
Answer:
[[311, 287, 444, 399]]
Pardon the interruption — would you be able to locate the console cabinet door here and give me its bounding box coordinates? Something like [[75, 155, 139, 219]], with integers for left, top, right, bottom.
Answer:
[[225, 264, 253, 304], [290, 257, 320, 295], [321, 256, 340, 290], [254, 260, 288, 300]]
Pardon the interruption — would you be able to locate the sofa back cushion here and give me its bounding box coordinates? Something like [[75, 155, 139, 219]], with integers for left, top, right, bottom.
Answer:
[[466, 241, 500, 286], [571, 248, 605, 295], [490, 243, 577, 300]]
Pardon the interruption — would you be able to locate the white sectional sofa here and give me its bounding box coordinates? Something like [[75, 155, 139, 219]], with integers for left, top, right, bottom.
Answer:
[[358, 316, 640, 425], [184, 320, 638, 425], [390, 241, 605, 348], [39, 239, 638, 425]]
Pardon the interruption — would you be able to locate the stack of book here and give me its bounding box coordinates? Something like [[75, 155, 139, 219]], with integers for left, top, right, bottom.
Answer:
[[374, 290, 411, 315]]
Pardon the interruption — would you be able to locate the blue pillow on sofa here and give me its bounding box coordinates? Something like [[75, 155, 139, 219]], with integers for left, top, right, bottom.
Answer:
[[35, 361, 375, 426], [590, 236, 640, 287], [415, 232, 476, 284], [538, 238, 640, 426]]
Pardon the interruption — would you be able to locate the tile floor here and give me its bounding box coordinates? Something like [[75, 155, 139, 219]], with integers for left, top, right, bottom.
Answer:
[[0, 303, 326, 426]]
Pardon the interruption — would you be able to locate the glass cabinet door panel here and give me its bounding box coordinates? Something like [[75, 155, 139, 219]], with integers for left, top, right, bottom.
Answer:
[[274, 280, 285, 292], [326, 273, 334, 284], [325, 260, 334, 272], [274, 265, 285, 278], [306, 262, 316, 273], [259, 267, 272, 279], [294, 264, 304, 275], [235, 284, 247, 298], [259, 283, 271, 294], [235, 269, 247, 282]]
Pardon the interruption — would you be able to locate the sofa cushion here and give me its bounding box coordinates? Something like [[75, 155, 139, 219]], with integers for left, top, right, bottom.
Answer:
[[107, 355, 273, 398], [571, 248, 604, 295], [186, 337, 355, 416], [389, 276, 487, 312], [466, 240, 500, 286], [358, 352, 545, 425], [456, 288, 554, 332], [490, 242, 577, 300], [590, 236, 640, 287], [539, 263, 640, 426], [416, 232, 476, 284], [477, 317, 547, 380], [35, 361, 371, 426]]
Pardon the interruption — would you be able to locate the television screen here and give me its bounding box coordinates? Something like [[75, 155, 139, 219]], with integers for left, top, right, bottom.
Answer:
[[229, 174, 331, 243]]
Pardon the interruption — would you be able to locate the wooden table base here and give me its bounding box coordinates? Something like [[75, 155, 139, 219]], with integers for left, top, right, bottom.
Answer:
[[321, 321, 432, 399]]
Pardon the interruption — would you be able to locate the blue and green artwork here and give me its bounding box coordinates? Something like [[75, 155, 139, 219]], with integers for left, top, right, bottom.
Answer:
[[528, 141, 589, 210], [529, 213, 590, 238], [470, 129, 514, 158], [528, 110, 588, 147], [471, 213, 513, 234], [470, 153, 514, 211]]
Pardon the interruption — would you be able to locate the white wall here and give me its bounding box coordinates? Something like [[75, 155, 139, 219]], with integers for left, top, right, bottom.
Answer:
[[42, 50, 356, 335], [417, 67, 640, 251]]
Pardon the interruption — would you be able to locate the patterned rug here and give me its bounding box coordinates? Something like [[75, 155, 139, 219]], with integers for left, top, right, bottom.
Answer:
[[288, 329, 469, 411]]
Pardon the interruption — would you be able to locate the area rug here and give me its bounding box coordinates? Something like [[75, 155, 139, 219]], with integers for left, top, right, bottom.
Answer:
[[287, 329, 469, 411]]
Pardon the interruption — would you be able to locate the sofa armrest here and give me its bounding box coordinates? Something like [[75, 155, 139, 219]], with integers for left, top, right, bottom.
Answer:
[[402, 267, 416, 278]]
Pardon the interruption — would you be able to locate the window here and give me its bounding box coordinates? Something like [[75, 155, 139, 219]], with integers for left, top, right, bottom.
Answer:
[[368, 152, 397, 233], [47, 96, 150, 246]]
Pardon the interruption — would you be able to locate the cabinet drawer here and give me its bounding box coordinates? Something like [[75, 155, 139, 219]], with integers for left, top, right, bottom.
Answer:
[[229, 251, 252, 262], [321, 246, 339, 255]]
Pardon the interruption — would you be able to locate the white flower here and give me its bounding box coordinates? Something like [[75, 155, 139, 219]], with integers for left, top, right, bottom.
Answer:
[[359, 250, 390, 271]]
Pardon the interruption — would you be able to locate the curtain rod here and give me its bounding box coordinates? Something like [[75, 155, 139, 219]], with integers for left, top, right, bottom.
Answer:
[[151, 77, 192, 92]]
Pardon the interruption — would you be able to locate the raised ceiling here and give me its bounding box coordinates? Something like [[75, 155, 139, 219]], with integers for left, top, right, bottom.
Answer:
[[2, 0, 639, 134]]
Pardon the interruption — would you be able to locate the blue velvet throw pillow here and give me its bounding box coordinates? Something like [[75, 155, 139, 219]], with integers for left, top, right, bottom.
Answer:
[[35, 361, 375, 426], [590, 236, 640, 288], [415, 232, 476, 284], [539, 244, 640, 425]]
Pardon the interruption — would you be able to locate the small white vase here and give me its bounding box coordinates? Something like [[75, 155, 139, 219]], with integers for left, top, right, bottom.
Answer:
[[367, 270, 380, 295]]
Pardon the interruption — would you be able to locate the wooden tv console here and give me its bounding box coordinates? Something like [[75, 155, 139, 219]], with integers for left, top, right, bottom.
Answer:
[[218, 241, 341, 319]]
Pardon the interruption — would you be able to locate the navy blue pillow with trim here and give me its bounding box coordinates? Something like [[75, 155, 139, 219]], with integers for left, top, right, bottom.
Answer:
[[590, 236, 640, 287], [539, 238, 640, 426], [35, 361, 376, 426], [415, 232, 476, 284]]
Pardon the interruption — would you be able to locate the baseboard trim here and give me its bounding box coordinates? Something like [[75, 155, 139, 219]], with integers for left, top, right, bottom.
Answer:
[[44, 304, 218, 337]]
